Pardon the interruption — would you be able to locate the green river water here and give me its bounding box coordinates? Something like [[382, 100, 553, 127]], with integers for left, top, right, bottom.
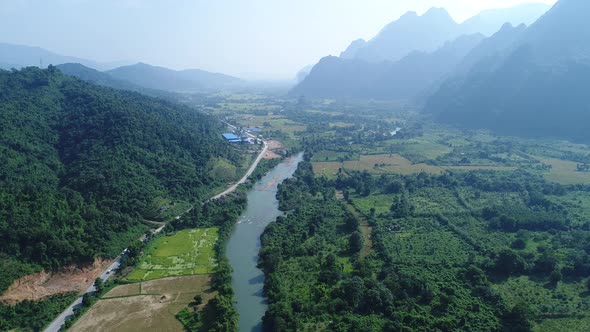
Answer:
[[226, 153, 303, 332]]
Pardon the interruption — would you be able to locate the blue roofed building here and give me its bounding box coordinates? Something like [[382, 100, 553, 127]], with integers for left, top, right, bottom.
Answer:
[[222, 133, 240, 141]]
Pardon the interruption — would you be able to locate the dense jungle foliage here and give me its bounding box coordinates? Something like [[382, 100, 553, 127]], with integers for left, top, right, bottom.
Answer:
[[0, 67, 240, 294], [260, 156, 590, 331], [0, 293, 78, 331]]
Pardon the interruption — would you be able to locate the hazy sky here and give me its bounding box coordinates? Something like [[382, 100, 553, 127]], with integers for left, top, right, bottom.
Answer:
[[0, 0, 556, 80]]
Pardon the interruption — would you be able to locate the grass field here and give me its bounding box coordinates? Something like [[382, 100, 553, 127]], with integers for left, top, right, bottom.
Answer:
[[127, 228, 218, 281], [229, 114, 306, 137], [71, 275, 214, 332], [103, 283, 141, 298], [312, 153, 517, 178], [344, 154, 444, 175], [537, 157, 590, 185], [442, 165, 517, 171], [311, 161, 342, 178], [311, 150, 358, 162]]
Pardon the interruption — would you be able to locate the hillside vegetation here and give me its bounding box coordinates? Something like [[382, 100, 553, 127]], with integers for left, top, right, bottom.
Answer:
[[0, 66, 240, 295]]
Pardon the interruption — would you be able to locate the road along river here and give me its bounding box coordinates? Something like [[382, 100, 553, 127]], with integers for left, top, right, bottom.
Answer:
[[226, 153, 303, 332]]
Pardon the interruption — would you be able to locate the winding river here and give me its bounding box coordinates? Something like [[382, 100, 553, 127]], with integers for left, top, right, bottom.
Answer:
[[226, 153, 303, 332]]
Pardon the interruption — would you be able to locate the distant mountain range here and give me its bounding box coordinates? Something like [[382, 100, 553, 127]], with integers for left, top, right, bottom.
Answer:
[[292, 3, 551, 101], [292, 34, 484, 100], [0, 42, 130, 71], [425, 0, 590, 141], [340, 3, 550, 63], [340, 7, 459, 63], [56, 63, 143, 91], [107, 63, 243, 92], [0, 43, 243, 93]]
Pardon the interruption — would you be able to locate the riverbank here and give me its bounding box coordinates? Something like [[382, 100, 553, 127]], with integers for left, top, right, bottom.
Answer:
[[227, 153, 303, 332]]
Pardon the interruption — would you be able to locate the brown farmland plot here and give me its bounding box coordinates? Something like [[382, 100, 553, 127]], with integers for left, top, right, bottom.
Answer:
[[71, 275, 213, 332]]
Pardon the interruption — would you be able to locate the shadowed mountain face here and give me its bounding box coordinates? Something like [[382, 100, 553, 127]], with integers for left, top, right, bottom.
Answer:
[[425, 0, 590, 142], [292, 34, 484, 100], [107, 62, 242, 93]]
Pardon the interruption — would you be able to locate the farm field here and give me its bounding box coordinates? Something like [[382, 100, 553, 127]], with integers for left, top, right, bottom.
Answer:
[[343, 154, 444, 175], [311, 154, 446, 176], [311, 161, 342, 178], [71, 275, 213, 332], [127, 228, 218, 281], [312, 153, 518, 178], [537, 156, 590, 185], [441, 165, 516, 171]]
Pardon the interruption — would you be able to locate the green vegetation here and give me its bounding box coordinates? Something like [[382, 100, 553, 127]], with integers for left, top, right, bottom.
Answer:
[[166, 191, 248, 332], [0, 293, 78, 332], [0, 67, 241, 296], [127, 228, 219, 281], [249, 98, 590, 331], [261, 156, 590, 331]]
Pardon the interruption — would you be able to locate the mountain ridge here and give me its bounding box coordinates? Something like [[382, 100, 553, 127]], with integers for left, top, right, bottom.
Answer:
[[0, 42, 130, 71], [107, 62, 243, 93], [338, 3, 549, 63], [424, 0, 590, 141], [292, 33, 484, 100]]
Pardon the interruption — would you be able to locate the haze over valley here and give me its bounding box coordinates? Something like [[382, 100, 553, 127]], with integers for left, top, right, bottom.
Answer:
[[4, 1, 590, 332]]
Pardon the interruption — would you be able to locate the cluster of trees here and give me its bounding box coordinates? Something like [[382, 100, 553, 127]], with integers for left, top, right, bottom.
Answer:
[[260, 161, 514, 330], [0, 293, 78, 331], [0, 67, 243, 329], [260, 142, 590, 330]]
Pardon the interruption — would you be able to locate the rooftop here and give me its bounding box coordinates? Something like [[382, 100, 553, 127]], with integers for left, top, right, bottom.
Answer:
[[222, 133, 239, 140]]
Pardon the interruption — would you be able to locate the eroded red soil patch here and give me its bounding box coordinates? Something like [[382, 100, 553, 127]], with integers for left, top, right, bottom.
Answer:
[[0, 258, 114, 304]]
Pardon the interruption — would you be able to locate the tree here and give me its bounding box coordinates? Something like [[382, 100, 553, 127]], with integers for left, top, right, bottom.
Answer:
[[492, 248, 527, 276], [94, 278, 103, 293], [511, 239, 526, 250], [193, 294, 203, 306], [82, 293, 92, 307], [390, 190, 413, 218], [342, 276, 365, 310], [349, 231, 363, 254], [502, 303, 532, 332], [549, 270, 562, 286]]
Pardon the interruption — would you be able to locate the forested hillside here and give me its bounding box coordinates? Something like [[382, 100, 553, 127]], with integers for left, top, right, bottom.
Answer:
[[0, 67, 240, 294]]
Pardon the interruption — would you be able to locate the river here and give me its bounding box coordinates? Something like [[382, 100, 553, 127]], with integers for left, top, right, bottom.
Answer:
[[226, 153, 303, 332]]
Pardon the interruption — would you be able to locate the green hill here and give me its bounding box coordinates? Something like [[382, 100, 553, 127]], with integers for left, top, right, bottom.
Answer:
[[0, 66, 240, 293]]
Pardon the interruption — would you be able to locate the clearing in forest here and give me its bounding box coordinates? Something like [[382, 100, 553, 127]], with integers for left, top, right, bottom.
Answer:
[[127, 228, 218, 281], [537, 156, 590, 185], [344, 154, 444, 175], [336, 191, 373, 259], [311, 161, 342, 178], [71, 275, 214, 332]]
